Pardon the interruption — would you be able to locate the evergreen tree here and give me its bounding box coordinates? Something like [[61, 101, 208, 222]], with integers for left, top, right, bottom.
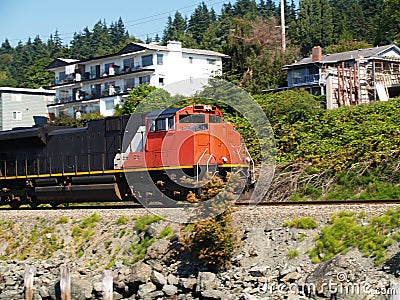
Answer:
[[232, 0, 258, 19], [109, 17, 129, 50], [162, 12, 187, 44], [92, 20, 113, 56], [258, 0, 278, 18], [0, 39, 13, 54], [295, 0, 333, 54], [188, 2, 211, 45], [375, 0, 400, 45]]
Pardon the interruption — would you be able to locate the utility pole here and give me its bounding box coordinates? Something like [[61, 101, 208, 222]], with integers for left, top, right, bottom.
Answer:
[[280, 0, 286, 51]]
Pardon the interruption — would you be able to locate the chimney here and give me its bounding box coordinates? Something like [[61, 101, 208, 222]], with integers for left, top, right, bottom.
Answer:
[[167, 41, 182, 52], [312, 46, 322, 62]]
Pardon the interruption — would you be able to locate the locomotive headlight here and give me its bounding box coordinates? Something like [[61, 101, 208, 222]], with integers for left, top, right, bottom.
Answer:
[[222, 156, 228, 163]]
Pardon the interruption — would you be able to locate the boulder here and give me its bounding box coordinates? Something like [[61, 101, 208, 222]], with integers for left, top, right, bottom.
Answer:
[[151, 270, 167, 287], [137, 282, 156, 298], [145, 239, 170, 260], [129, 261, 152, 284], [71, 278, 93, 300], [163, 284, 178, 296], [196, 272, 217, 292]]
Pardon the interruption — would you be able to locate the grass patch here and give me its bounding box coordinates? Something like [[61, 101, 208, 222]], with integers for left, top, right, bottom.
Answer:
[[283, 217, 318, 229], [288, 249, 299, 259], [134, 215, 164, 233], [159, 226, 173, 239], [129, 236, 156, 263], [309, 208, 400, 265], [56, 216, 69, 224], [114, 216, 129, 225]]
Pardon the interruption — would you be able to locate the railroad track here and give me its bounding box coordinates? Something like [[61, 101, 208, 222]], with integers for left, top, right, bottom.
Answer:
[[1, 199, 400, 210]]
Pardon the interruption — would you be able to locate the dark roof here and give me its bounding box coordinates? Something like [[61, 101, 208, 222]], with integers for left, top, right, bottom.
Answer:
[[146, 108, 180, 119], [285, 44, 400, 68]]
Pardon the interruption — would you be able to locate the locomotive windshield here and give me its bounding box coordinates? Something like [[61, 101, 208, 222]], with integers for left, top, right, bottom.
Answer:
[[179, 114, 205, 124]]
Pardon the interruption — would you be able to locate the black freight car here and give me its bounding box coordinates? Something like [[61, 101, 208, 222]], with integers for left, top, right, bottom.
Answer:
[[0, 114, 145, 208]]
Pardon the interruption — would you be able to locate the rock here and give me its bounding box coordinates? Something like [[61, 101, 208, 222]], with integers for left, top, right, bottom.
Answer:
[[281, 272, 301, 283], [145, 222, 165, 238], [146, 290, 164, 299], [180, 277, 197, 290], [137, 282, 156, 298], [145, 239, 170, 260], [39, 286, 49, 298], [167, 273, 179, 285], [201, 289, 226, 299], [249, 266, 269, 277], [71, 278, 93, 299], [151, 270, 167, 287], [113, 291, 124, 300], [130, 261, 152, 284], [0, 290, 23, 299], [93, 282, 102, 293], [196, 272, 217, 292], [163, 284, 178, 296]]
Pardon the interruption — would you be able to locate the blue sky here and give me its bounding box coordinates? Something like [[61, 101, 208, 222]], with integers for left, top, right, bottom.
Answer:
[[0, 0, 227, 46]]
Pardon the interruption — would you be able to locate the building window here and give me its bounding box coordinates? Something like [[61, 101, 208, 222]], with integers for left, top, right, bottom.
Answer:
[[142, 55, 153, 67], [105, 100, 114, 110], [11, 94, 22, 101], [189, 57, 193, 64], [207, 58, 216, 65], [105, 62, 115, 75], [12, 111, 22, 120], [157, 54, 164, 65], [139, 75, 150, 85], [123, 58, 135, 71], [159, 77, 164, 86], [58, 71, 67, 82], [125, 78, 136, 90]]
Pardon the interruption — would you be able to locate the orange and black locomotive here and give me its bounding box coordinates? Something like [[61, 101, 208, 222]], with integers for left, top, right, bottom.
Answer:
[[0, 104, 253, 208]]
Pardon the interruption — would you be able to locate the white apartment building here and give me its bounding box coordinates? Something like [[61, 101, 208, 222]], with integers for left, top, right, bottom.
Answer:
[[45, 41, 228, 117]]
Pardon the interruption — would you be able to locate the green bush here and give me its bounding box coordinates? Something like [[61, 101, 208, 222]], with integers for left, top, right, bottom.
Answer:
[[310, 208, 400, 265], [114, 216, 129, 225], [283, 217, 318, 229], [288, 249, 299, 259], [159, 226, 173, 239], [134, 215, 163, 233]]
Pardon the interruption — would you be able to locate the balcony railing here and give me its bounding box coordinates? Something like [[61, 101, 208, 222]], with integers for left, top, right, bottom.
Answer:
[[289, 74, 320, 86], [52, 65, 154, 86], [53, 84, 139, 105]]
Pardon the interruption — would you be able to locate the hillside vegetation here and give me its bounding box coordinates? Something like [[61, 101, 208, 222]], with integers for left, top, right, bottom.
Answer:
[[252, 91, 400, 201]]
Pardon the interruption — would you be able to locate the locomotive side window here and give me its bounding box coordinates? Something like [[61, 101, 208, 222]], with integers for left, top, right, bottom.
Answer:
[[149, 117, 174, 132], [209, 115, 223, 123], [179, 114, 205, 124], [168, 117, 175, 129], [156, 118, 166, 131]]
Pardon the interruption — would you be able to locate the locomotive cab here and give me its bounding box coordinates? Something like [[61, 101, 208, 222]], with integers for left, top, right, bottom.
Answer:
[[122, 104, 254, 200]]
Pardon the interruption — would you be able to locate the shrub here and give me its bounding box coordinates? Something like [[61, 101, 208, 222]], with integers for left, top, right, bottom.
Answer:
[[181, 173, 238, 271], [182, 211, 237, 271], [310, 207, 400, 265]]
